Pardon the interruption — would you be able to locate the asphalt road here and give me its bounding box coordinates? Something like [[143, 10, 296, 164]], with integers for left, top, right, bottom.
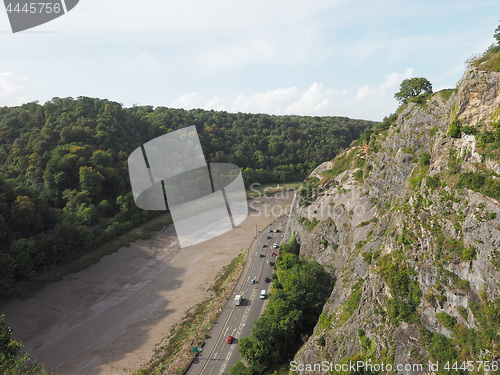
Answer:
[[186, 216, 288, 375]]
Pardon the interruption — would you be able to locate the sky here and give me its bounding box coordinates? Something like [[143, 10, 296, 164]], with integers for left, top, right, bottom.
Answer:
[[0, 0, 499, 121]]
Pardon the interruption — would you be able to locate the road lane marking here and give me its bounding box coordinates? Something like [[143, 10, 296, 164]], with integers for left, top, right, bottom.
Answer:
[[197, 219, 287, 375], [199, 305, 236, 375]]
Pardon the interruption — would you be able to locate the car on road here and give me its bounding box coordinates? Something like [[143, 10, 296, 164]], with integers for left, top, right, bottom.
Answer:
[[281, 234, 285, 237], [272, 244, 278, 248], [260, 290, 266, 299], [264, 277, 271, 283], [227, 336, 234, 344], [262, 244, 268, 248], [266, 235, 272, 239], [259, 253, 265, 258], [271, 252, 276, 256], [268, 229, 273, 233], [251, 278, 256, 284], [269, 261, 274, 267]]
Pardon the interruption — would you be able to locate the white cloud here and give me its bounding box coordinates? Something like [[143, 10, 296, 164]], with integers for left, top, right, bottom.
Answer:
[[170, 92, 204, 108], [170, 84, 347, 116], [342, 69, 414, 119], [169, 69, 414, 120], [0, 72, 31, 106], [69, 0, 337, 33]]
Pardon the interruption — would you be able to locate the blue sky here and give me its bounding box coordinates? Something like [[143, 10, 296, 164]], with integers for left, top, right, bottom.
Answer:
[[0, 0, 499, 121]]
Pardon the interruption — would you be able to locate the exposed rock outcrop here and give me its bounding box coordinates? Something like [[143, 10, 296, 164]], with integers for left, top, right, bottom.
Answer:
[[285, 64, 500, 374]]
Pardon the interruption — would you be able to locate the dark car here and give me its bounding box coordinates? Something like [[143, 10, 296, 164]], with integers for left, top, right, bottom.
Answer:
[[265, 277, 271, 283], [259, 253, 265, 258], [266, 235, 272, 239], [227, 336, 234, 344], [269, 261, 274, 267], [262, 244, 268, 248]]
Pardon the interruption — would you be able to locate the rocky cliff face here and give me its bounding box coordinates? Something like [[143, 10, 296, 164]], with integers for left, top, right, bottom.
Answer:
[[285, 64, 500, 373]]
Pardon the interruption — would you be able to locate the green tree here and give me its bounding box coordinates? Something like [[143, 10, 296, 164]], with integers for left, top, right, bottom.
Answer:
[[448, 121, 461, 138], [90, 150, 113, 169], [79, 166, 104, 203], [229, 361, 253, 375], [495, 22, 500, 46], [10, 196, 42, 236], [394, 77, 433, 103], [0, 314, 21, 368], [237, 237, 333, 373]]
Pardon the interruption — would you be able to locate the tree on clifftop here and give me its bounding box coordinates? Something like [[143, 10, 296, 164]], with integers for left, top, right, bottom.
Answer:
[[495, 22, 500, 46], [394, 77, 433, 103]]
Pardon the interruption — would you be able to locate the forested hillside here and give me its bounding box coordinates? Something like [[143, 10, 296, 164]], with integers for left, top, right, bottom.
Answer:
[[0, 97, 374, 297]]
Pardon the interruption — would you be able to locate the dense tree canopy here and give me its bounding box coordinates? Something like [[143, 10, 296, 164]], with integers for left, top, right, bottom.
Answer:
[[0, 97, 374, 296], [237, 236, 333, 373]]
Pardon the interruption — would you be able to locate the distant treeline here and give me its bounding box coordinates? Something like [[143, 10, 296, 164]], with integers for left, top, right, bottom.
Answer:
[[0, 97, 374, 296]]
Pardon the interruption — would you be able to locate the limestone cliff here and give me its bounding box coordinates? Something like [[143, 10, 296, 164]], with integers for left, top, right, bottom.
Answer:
[[285, 63, 500, 374]]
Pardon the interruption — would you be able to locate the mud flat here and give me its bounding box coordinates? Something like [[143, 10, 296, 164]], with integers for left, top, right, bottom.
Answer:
[[1, 194, 293, 375]]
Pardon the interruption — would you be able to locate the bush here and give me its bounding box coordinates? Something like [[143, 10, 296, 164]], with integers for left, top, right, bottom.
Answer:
[[461, 245, 476, 261], [362, 251, 373, 264], [436, 312, 457, 330], [478, 131, 496, 145], [377, 254, 421, 323], [458, 172, 485, 191], [486, 212, 497, 220], [482, 178, 500, 200], [460, 126, 477, 135], [338, 278, 364, 325], [380, 113, 397, 130], [427, 333, 459, 367], [429, 126, 439, 136], [229, 361, 253, 375], [448, 121, 461, 138], [418, 152, 431, 166], [317, 336, 326, 346], [426, 176, 440, 189], [298, 216, 320, 233], [319, 311, 332, 329], [354, 169, 364, 183]]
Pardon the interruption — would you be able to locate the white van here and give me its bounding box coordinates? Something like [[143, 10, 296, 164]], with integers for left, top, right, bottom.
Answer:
[[260, 290, 266, 299]]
